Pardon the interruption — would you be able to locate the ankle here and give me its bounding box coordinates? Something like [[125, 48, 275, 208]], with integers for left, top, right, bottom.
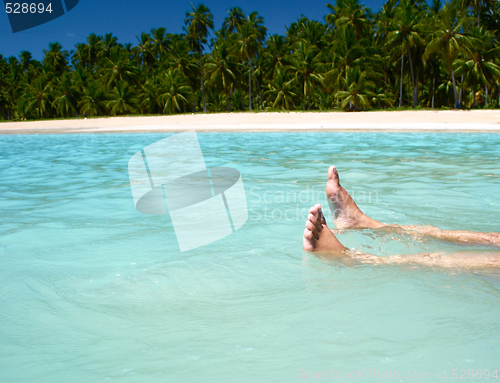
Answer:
[[362, 216, 385, 229]]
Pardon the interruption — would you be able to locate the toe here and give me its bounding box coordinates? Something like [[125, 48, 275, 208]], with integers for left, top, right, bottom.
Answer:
[[315, 209, 324, 231], [310, 204, 322, 218], [303, 228, 315, 241], [308, 206, 322, 230], [309, 205, 318, 216], [308, 206, 319, 222], [306, 219, 319, 239], [313, 204, 326, 229], [328, 166, 340, 183]]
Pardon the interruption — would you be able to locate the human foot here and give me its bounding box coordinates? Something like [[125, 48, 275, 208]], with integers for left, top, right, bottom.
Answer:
[[326, 166, 384, 230], [303, 204, 348, 255]]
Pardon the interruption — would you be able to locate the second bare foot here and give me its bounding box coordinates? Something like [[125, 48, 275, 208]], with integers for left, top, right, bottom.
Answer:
[[326, 166, 384, 230], [303, 204, 348, 255]]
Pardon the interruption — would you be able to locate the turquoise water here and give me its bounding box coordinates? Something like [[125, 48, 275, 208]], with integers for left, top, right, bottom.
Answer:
[[1, 133, 499, 382]]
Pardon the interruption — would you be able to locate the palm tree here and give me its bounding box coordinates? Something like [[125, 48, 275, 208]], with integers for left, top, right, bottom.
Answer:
[[454, 27, 500, 107], [235, 12, 267, 110], [387, 0, 424, 107], [262, 34, 290, 83], [167, 34, 198, 78], [14, 98, 30, 120], [79, 82, 107, 117], [374, 0, 397, 102], [326, 0, 372, 39], [82, 33, 103, 68], [150, 27, 170, 60], [483, 0, 500, 40], [461, 0, 488, 26], [289, 41, 322, 110], [205, 42, 237, 111], [133, 32, 154, 69], [335, 66, 376, 110], [73, 66, 92, 91], [0, 57, 22, 120], [52, 72, 79, 117], [264, 69, 298, 110], [19, 51, 33, 72], [100, 33, 119, 59], [25, 76, 52, 118], [0, 59, 12, 119], [322, 25, 369, 103], [422, 55, 442, 108], [140, 76, 164, 114], [185, 3, 214, 113], [43, 42, 69, 74], [287, 16, 328, 50], [166, 33, 200, 111], [106, 81, 137, 115], [423, 0, 476, 109], [223, 7, 245, 34], [73, 43, 89, 69], [160, 69, 194, 114], [101, 46, 140, 87]]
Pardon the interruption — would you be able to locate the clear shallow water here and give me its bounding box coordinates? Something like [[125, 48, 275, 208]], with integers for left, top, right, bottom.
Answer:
[[0, 132, 499, 382]]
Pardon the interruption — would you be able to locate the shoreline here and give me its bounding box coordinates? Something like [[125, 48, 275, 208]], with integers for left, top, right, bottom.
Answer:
[[1, 110, 499, 134]]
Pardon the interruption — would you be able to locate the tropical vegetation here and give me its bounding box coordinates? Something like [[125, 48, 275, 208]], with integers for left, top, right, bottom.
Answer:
[[1, 0, 500, 120]]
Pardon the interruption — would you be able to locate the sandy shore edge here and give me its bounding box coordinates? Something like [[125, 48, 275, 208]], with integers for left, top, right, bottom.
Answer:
[[1, 110, 499, 134]]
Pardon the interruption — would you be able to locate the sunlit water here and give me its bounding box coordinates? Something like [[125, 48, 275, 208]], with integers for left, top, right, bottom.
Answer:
[[1, 132, 500, 382]]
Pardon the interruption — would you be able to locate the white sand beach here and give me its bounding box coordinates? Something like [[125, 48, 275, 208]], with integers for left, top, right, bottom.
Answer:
[[0, 110, 499, 134]]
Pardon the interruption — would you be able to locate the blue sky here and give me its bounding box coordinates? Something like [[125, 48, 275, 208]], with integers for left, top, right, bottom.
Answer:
[[0, 0, 387, 60]]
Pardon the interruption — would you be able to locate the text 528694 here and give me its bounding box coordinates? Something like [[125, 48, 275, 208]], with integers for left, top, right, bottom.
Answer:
[[5, 3, 53, 14]]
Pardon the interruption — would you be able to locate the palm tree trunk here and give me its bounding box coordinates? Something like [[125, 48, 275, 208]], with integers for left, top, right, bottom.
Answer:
[[415, 68, 420, 107], [451, 69, 460, 109], [485, 85, 488, 107], [248, 58, 252, 111], [459, 75, 464, 105], [237, 81, 243, 111], [252, 73, 262, 110], [432, 77, 435, 109], [225, 84, 231, 112], [200, 57, 207, 113], [399, 53, 404, 108], [472, 83, 476, 108], [407, 47, 417, 108]]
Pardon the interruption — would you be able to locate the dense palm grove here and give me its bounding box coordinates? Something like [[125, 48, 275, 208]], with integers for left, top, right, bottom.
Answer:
[[1, 0, 500, 120]]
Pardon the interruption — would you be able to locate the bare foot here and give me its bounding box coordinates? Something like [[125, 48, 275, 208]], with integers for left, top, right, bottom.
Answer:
[[326, 166, 384, 230], [303, 204, 348, 255]]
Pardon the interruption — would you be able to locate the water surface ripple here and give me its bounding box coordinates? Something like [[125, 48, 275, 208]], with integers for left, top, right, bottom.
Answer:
[[0, 133, 499, 382]]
